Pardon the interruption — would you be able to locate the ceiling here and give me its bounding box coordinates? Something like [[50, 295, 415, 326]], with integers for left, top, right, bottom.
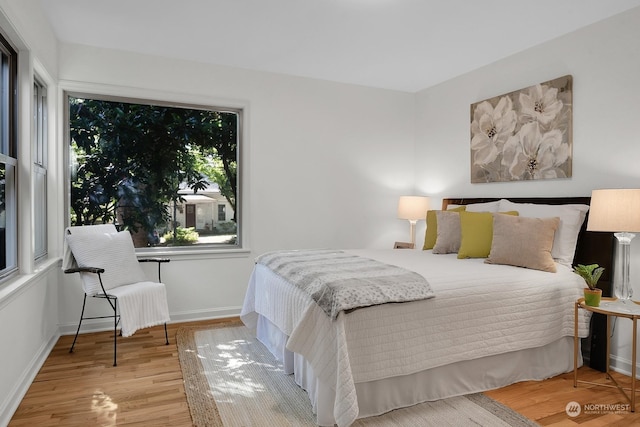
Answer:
[[37, 0, 640, 92]]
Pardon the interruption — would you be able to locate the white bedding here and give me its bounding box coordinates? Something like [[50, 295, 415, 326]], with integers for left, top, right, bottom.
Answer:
[[241, 249, 591, 426]]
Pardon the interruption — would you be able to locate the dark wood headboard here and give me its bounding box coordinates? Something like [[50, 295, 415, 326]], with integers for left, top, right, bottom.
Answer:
[[442, 197, 615, 297]]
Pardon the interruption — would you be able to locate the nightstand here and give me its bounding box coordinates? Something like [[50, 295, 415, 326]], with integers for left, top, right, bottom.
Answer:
[[574, 297, 640, 412], [393, 242, 414, 249]]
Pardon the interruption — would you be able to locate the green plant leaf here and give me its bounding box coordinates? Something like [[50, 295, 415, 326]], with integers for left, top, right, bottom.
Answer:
[[572, 263, 605, 290]]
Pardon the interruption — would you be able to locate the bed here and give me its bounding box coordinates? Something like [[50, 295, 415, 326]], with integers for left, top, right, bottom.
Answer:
[[240, 197, 613, 426]]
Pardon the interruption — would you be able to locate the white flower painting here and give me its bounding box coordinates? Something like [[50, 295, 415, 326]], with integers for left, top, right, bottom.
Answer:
[[470, 75, 572, 183]]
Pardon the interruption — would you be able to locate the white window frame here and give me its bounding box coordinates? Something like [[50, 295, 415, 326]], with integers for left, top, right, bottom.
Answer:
[[0, 31, 17, 280], [33, 77, 47, 260], [65, 91, 243, 253]]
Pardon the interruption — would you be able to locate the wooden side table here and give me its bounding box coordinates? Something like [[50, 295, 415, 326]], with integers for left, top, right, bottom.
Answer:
[[574, 297, 640, 412]]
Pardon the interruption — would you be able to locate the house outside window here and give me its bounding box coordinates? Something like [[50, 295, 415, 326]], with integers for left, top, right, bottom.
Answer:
[[67, 94, 240, 248]]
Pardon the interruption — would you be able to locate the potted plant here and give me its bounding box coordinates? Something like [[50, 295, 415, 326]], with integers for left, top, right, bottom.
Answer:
[[573, 264, 605, 307]]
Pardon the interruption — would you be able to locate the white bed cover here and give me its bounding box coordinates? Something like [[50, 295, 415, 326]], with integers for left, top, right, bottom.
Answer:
[[241, 249, 591, 427]]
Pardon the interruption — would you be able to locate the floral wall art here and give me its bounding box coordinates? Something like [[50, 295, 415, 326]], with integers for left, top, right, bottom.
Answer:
[[470, 75, 573, 183]]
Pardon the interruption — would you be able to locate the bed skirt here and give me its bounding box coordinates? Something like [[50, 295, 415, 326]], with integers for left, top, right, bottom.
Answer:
[[256, 314, 580, 426]]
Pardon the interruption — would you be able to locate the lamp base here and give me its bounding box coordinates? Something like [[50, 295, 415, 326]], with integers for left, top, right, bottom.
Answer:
[[408, 220, 417, 246], [614, 232, 635, 301]]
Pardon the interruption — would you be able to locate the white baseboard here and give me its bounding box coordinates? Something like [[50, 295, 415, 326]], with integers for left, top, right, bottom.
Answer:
[[609, 354, 640, 378], [58, 306, 242, 335]]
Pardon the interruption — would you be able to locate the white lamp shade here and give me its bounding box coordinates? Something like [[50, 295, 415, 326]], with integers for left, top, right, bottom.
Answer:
[[397, 196, 430, 221], [587, 189, 640, 232]]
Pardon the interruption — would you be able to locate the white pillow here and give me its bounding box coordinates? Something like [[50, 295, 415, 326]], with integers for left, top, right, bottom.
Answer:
[[497, 200, 589, 266], [447, 200, 502, 212], [66, 231, 149, 295]]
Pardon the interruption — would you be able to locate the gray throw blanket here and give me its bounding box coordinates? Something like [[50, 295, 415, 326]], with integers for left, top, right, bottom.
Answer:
[[256, 249, 435, 320]]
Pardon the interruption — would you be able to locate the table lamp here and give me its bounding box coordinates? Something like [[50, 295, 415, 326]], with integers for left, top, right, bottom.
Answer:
[[587, 189, 640, 302], [397, 196, 429, 246]]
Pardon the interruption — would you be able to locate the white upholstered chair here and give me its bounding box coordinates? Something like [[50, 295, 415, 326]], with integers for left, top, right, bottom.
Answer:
[[63, 224, 170, 366]]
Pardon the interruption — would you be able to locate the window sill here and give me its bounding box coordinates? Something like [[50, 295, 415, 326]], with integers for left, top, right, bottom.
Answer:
[[0, 257, 60, 310], [136, 246, 252, 261]]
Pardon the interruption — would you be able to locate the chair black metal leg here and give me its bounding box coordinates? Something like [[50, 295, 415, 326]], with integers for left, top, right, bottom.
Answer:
[[113, 298, 118, 367], [164, 323, 169, 345], [70, 294, 88, 353]]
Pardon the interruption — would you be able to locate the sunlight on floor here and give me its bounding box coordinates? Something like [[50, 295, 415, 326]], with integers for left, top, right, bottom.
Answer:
[[193, 338, 279, 402], [92, 390, 118, 426], [213, 340, 269, 400]]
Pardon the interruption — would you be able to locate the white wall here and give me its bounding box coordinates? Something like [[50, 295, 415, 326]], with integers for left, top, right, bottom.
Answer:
[[0, 265, 60, 424], [414, 7, 640, 375]]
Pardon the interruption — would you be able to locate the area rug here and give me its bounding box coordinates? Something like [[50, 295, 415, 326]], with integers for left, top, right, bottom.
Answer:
[[177, 324, 538, 426]]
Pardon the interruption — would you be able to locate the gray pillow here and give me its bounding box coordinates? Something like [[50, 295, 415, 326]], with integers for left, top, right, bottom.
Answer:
[[432, 210, 461, 254]]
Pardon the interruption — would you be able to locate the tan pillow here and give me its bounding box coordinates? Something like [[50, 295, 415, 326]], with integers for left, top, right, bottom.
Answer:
[[485, 214, 560, 273], [432, 210, 462, 254], [423, 206, 466, 250]]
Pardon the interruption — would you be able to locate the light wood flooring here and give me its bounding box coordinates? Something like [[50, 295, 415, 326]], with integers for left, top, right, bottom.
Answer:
[[9, 318, 640, 426]]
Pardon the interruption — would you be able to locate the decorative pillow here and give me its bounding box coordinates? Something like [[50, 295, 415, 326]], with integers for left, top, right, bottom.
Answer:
[[457, 211, 519, 259], [423, 206, 465, 250], [66, 231, 149, 295], [485, 214, 560, 273], [498, 200, 589, 266], [432, 210, 463, 254]]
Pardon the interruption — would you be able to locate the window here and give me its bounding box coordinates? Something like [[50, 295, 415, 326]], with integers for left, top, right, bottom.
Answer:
[[68, 94, 240, 248], [0, 32, 17, 278], [33, 78, 47, 260], [218, 204, 226, 222]]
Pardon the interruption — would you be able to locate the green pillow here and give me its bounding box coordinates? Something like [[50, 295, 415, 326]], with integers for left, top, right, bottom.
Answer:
[[422, 206, 465, 250], [457, 211, 519, 259]]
